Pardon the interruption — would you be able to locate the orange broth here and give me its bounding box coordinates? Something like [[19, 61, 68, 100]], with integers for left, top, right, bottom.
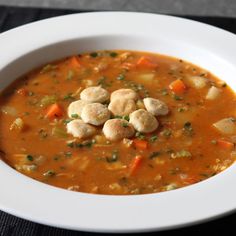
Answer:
[[0, 50, 236, 195]]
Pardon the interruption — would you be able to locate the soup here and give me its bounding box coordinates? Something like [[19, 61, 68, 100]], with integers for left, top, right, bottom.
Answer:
[[0, 50, 236, 195]]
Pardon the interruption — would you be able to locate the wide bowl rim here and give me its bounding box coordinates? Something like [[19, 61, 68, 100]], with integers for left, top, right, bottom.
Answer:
[[0, 11, 236, 233]]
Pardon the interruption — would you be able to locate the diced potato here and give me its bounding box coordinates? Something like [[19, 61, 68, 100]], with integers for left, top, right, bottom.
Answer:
[[188, 76, 207, 89], [137, 73, 155, 83], [213, 118, 236, 134], [206, 86, 221, 100], [10, 118, 24, 131]]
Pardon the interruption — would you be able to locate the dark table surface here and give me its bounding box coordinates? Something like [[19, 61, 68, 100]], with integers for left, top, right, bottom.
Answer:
[[0, 5, 236, 236]]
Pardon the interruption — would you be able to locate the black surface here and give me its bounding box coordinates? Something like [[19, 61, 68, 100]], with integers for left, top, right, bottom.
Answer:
[[0, 5, 236, 236]]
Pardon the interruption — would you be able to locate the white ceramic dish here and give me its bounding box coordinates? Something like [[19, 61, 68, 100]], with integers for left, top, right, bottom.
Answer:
[[0, 12, 236, 233]]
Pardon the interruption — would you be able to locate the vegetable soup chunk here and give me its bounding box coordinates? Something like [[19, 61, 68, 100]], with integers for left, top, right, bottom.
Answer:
[[0, 50, 235, 195]]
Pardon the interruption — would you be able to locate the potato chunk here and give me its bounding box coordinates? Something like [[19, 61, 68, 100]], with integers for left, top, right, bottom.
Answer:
[[213, 118, 236, 134], [206, 86, 221, 100]]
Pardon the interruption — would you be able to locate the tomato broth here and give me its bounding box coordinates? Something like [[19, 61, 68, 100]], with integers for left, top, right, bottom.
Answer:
[[0, 50, 236, 195]]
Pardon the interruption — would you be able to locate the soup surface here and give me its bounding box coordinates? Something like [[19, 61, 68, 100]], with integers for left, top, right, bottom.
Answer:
[[0, 50, 236, 195]]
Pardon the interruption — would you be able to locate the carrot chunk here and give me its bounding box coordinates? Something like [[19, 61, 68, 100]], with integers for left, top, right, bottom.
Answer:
[[169, 79, 187, 94], [45, 103, 63, 119], [69, 56, 81, 68], [136, 56, 158, 68], [133, 139, 148, 150], [129, 155, 143, 175], [217, 139, 234, 149]]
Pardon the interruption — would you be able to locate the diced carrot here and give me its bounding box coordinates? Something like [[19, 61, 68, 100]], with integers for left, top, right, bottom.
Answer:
[[17, 88, 28, 96], [129, 155, 143, 176], [217, 139, 234, 149], [69, 56, 81, 68], [133, 139, 148, 150], [45, 103, 63, 119], [136, 56, 158, 68], [169, 79, 187, 94]]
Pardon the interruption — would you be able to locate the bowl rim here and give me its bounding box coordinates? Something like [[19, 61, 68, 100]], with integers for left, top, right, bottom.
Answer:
[[0, 11, 236, 233]]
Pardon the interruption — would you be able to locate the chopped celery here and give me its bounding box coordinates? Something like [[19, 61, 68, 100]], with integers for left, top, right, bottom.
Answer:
[[52, 127, 68, 138], [40, 95, 57, 107]]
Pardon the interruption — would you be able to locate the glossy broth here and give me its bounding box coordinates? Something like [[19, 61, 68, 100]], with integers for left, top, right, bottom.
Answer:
[[0, 50, 236, 195]]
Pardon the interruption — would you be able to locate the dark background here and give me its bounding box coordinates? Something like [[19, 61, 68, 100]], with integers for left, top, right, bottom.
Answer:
[[0, 5, 236, 236]]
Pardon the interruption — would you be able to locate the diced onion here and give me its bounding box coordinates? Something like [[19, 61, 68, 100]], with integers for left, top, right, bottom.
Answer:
[[188, 76, 207, 89], [10, 118, 24, 131], [206, 86, 221, 100], [213, 118, 236, 134]]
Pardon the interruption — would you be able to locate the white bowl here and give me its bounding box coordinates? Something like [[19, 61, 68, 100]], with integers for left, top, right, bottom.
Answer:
[[0, 12, 236, 233]]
